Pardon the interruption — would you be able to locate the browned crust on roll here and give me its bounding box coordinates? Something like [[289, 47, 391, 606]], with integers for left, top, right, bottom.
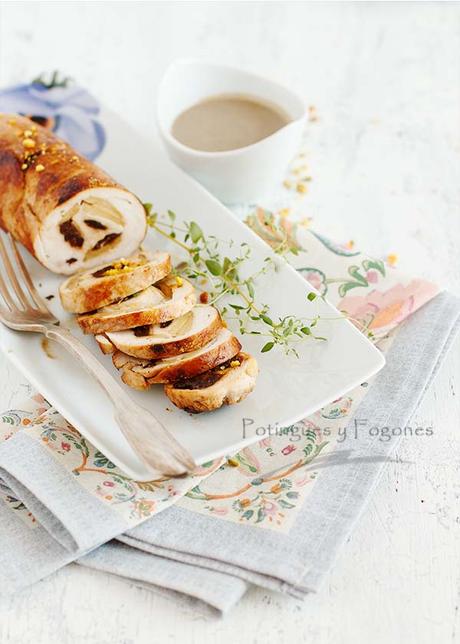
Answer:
[[112, 333, 242, 387], [78, 291, 197, 334], [59, 252, 171, 313], [107, 309, 223, 359], [164, 353, 258, 413], [95, 334, 115, 354], [77, 278, 196, 334], [80, 304, 189, 335], [0, 114, 143, 260], [142, 313, 223, 358], [146, 333, 241, 384]]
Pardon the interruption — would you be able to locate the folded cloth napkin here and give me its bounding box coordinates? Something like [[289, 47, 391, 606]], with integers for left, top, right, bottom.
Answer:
[[78, 542, 247, 617], [0, 220, 457, 614], [118, 290, 460, 597], [0, 397, 250, 613]]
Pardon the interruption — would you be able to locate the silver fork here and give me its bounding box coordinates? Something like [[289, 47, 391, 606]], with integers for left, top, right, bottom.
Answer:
[[0, 233, 196, 478]]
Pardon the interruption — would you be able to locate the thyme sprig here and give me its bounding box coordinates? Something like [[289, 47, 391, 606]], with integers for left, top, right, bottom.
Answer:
[[144, 204, 326, 356]]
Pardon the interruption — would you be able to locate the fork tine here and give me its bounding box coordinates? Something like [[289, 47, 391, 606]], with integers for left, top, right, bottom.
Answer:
[[0, 235, 32, 310], [0, 268, 16, 311], [7, 236, 50, 314]]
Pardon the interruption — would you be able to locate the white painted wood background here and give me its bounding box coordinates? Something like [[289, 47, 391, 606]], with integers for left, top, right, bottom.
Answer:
[[0, 2, 459, 643]]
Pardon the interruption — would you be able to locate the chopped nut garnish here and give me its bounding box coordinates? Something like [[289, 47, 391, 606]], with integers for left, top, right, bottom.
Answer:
[[296, 182, 308, 194], [21, 163, 27, 170], [230, 360, 240, 368], [23, 138, 36, 149], [199, 291, 209, 304], [35, 164, 45, 172], [23, 129, 33, 137], [308, 105, 319, 122], [93, 259, 137, 278], [227, 458, 239, 467], [175, 276, 184, 287]]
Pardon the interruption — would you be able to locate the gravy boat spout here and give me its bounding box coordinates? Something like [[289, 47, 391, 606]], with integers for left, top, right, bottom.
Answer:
[[157, 60, 307, 204]]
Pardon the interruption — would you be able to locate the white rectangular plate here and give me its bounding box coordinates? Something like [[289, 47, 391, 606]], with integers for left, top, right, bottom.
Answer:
[[0, 111, 385, 480]]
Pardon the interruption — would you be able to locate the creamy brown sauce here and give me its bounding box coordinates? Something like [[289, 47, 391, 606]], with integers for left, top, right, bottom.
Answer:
[[171, 94, 291, 152]]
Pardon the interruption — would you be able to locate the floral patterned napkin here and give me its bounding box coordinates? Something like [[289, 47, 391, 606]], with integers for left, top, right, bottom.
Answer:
[[0, 217, 438, 534]]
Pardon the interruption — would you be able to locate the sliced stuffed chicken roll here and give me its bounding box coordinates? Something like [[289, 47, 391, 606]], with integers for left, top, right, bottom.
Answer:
[[0, 114, 146, 274], [97, 305, 223, 358], [164, 352, 258, 413], [112, 328, 242, 388], [59, 250, 171, 313], [78, 275, 196, 334]]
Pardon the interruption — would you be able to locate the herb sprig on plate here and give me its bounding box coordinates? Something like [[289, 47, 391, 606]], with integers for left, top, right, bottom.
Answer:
[[144, 204, 326, 357]]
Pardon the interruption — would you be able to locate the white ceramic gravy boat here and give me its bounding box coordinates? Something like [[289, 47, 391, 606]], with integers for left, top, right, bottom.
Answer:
[[157, 60, 307, 204]]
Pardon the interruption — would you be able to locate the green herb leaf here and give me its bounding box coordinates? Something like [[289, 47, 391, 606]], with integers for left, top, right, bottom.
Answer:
[[189, 221, 203, 244], [205, 259, 222, 275], [260, 314, 274, 326], [139, 206, 332, 357]]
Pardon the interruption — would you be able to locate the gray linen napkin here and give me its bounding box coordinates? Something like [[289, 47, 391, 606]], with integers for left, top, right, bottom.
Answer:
[[116, 291, 460, 597], [79, 542, 247, 616], [0, 435, 246, 615]]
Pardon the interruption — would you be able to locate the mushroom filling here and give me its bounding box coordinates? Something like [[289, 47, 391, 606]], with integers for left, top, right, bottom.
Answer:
[[60, 196, 124, 262], [171, 355, 244, 390], [132, 313, 191, 339], [92, 258, 146, 279], [133, 324, 152, 337]]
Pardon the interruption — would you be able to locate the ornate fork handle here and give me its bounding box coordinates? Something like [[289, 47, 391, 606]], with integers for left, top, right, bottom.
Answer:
[[45, 324, 195, 477]]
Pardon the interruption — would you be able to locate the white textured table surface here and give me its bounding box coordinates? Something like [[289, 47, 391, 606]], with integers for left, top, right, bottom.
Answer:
[[0, 2, 459, 643]]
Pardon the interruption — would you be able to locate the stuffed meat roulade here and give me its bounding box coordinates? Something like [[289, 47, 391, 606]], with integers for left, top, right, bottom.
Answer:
[[0, 114, 146, 274]]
